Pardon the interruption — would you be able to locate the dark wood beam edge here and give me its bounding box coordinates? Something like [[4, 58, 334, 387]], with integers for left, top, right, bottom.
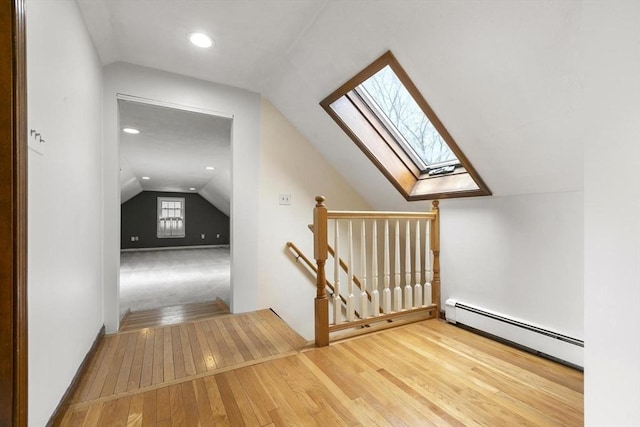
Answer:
[[1, 0, 28, 425], [46, 325, 106, 427], [14, 0, 28, 424]]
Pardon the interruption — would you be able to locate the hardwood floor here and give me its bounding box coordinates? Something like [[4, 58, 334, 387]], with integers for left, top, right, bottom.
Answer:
[[68, 309, 306, 410], [119, 298, 231, 332], [58, 315, 583, 426]]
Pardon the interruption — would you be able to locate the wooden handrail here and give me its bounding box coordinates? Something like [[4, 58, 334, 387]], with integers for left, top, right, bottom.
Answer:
[[286, 241, 316, 274], [286, 241, 362, 321], [307, 224, 372, 303], [285, 242, 353, 310], [327, 211, 437, 220]]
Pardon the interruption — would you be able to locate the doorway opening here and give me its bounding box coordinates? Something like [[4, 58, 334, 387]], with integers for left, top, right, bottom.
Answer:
[[117, 98, 232, 324]]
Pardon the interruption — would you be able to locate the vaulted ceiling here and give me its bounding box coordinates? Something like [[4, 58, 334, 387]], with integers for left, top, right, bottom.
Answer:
[[118, 100, 232, 214], [78, 0, 593, 210]]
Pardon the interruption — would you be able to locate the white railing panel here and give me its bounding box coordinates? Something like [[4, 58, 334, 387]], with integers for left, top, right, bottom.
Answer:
[[414, 220, 423, 307], [393, 220, 402, 312], [424, 282, 433, 306], [404, 220, 413, 309], [383, 219, 391, 314], [371, 220, 380, 317], [359, 220, 368, 318], [324, 213, 437, 327], [346, 220, 355, 322]]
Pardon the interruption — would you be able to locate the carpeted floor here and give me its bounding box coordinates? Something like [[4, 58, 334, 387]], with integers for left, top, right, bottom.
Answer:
[[119, 247, 230, 316]]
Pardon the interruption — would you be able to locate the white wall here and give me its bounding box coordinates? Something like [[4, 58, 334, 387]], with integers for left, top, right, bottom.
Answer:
[[440, 192, 584, 339], [26, 0, 104, 425], [583, 2, 640, 425], [255, 102, 586, 343], [102, 63, 261, 331], [258, 99, 371, 339]]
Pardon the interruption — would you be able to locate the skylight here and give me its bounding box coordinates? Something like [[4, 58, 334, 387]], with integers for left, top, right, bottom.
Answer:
[[357, 65, 459, 170], [320, 51, 490, 201]]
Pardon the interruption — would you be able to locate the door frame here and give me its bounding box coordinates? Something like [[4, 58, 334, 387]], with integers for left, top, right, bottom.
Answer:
[[115, 93, 234, 322], [0, 0, 28, 425]]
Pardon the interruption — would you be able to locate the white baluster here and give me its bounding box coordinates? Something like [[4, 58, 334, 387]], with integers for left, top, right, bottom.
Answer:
[[333, 220, 341, 325], [414, 220, 423, 307], [360, 220, 368, 319], [424, 219, 432, 306], [347, 220, 355, 321], [371, 220, 380, 316], [424, 282, 433, 306], [382, 220, 391, 313], [394, 220, 402, 312], [404, 220, 413, 309]]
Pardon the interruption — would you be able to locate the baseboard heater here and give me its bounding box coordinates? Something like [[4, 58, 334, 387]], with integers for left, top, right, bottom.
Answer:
[[445, 299, 583, 368]]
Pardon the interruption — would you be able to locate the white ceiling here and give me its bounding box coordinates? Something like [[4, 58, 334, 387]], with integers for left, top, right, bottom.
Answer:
[[79, 0, 603, 210], [118, 100, 231, 214]]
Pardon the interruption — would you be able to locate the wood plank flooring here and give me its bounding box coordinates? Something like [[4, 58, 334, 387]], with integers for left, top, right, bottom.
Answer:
[[119, 298, 230, 332], [58, 315, 583, 426], [68, 309, 306, 410]]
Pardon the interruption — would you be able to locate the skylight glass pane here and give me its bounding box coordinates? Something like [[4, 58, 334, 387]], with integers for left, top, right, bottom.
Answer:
[[359, 65, 459, 167]]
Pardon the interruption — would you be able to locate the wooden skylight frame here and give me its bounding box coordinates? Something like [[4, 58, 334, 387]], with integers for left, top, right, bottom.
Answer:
[[320, 51, 491, 201]]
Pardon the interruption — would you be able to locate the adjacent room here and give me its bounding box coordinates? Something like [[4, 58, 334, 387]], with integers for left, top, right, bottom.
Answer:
[[118, 99, 232, 321]]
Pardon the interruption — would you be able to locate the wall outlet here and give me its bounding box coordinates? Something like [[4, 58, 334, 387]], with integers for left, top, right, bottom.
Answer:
[[131, 236, 135, 242], [216, 233, 220, 239], [201, 234, 205, 239], [279, 193, 291, 205]]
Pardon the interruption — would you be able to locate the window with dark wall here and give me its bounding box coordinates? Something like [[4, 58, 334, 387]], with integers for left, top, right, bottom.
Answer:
[[121, 191, 230, 249]]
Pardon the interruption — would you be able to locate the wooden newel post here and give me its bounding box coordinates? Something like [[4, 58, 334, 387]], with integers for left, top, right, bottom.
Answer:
[[431, 200, 441, 319], [313, 196, 329, 347]]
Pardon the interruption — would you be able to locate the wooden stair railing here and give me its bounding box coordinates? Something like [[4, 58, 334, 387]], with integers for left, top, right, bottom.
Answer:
[[313, 196, 440, 347], [308, 224, 374, 304], [286, 242, 363, 319]]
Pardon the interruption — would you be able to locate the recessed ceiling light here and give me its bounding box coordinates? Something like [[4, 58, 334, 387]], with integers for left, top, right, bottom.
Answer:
[[123, 128, 140, 134], [205, 166, 215, 170], [189, 32, 213, 48], [141, 176, 150, 180], [189, 187, 196, 191]]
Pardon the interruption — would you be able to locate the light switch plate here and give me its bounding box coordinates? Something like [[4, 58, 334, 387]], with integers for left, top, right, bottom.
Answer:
[[279, 193, 291, 205]]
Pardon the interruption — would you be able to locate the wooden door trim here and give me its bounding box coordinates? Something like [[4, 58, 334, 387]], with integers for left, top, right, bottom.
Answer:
[[0, 0, 28, 425]]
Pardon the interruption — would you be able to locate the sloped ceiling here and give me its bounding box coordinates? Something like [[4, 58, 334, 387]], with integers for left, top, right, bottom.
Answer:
[[79, 0, 593, 210], [118, 100, 231, 215]]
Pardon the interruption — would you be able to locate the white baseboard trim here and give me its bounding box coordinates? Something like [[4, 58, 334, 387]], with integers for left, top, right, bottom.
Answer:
[[121, 244, 230, 253]]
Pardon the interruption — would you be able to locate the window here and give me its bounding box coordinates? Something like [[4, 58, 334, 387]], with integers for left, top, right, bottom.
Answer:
[[320, 51, 490, 200], [358, 65, 459, 170], [157, 197, 185, 238]]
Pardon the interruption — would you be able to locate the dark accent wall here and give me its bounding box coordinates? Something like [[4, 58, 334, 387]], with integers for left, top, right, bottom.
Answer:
[[121, 191, 230, 249]]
